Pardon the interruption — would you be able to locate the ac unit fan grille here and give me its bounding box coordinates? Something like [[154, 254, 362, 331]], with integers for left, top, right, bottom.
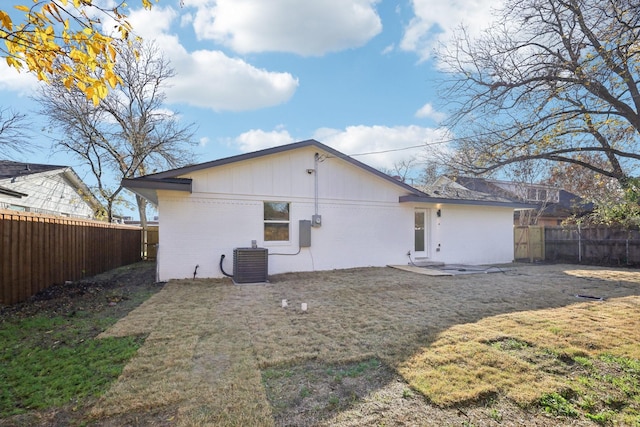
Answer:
[[233, 248, 268, 283]]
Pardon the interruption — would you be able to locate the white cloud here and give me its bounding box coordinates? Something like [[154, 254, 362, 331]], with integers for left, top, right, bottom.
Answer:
[[180, 13, 194, 28], [167, 50, 299, 111], [229, 124, 452, 171], [313, 125, 452, 170], [415, 103, 446, 122], [234, 127, 295, 152], [125, 5, 179, 39], [401, 0, 503, 62], [124, 6, 299, 111], [188, 0, 382, 56], [381, 44, 395, 55], [0, 62, 41, 96], [199, 136, 210, 147]]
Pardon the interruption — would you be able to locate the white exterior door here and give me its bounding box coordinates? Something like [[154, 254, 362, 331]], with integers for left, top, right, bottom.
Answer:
[[414, 209, 430, 258]]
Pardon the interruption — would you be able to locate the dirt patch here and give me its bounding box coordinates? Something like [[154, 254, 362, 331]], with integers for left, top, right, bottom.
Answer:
[[0, 261, 161, 321], [263, 358, 395, 426]]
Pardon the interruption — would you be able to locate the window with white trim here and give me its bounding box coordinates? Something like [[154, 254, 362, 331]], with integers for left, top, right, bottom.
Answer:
[[264, 201, 290, 241]]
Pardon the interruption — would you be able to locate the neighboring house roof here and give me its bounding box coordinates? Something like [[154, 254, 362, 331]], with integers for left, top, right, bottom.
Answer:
[[543, 189, 594, 216], [0, 161, 64, 179], [123, 139, 532, 209], [413, 176, 521, 205], [0, 160, 103, 216], [453, 176, 593, 216]]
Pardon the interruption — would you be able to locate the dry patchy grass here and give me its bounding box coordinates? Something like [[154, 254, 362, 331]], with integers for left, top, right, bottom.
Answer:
[[92, 264, 640, 426], [399, 296, 640, 405]]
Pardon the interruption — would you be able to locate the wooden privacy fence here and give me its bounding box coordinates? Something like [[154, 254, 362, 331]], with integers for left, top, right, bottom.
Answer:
[[0, 210, 142, 305], [545, 226, 640, 266]]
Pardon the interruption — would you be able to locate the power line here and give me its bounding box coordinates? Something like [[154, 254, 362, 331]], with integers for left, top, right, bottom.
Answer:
[[326, 137, 453, 160], [326, 127, 510, 160]]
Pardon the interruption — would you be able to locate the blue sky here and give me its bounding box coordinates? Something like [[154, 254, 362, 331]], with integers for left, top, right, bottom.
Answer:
[[1, 0, 501, 216]]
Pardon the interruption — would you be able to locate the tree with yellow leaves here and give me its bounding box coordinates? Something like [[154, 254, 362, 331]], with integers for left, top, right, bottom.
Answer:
[[0, 0, 155, 104]]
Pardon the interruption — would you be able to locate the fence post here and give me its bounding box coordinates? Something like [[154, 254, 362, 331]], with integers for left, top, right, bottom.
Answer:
[[627, 230, 630, 265], [578, 223, 582, 263]]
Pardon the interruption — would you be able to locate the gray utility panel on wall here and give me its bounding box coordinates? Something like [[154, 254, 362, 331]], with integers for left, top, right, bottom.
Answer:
[[299, 220, 311, 247]]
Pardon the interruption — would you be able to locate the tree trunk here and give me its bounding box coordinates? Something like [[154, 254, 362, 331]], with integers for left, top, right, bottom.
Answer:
[[136, 195, 149, 260]]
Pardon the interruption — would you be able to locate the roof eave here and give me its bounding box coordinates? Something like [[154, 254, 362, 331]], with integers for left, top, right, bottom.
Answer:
[[121, 177, 193, 206], [61, 168, 104, 212], [399, 194, 537, 209], [0, 186, 28, 198]]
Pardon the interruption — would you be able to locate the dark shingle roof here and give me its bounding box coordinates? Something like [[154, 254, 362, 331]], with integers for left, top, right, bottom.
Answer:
[[0, 160, 65, 180], [414, 176, 517, 204], [453, 176, 593, 216]]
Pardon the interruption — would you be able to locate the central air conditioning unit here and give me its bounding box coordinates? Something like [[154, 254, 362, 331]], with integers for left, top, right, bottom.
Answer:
[[233, 247, 268, 283]]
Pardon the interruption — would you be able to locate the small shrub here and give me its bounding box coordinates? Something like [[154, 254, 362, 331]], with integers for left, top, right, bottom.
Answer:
[[585, 410, 615, 425], [489, 408, 503, 422], [539, 392, 579, 417], [402, 388, 414, 399]]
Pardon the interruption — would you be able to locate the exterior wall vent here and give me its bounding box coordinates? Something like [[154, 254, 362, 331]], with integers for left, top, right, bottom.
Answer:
[[233, 248, 268, 283]]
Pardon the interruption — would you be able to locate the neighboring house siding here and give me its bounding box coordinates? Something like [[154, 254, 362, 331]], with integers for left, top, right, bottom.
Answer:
[[0, 173, 95, 218]]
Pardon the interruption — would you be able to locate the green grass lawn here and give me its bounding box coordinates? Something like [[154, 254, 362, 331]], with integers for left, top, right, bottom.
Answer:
[[0, 314, 144, 417], [0, 262, 161, 423]]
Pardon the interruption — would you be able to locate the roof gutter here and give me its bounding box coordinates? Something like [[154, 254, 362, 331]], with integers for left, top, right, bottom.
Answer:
[[61, 168, 103, 212], [0, 186, 28, 198], [399, 194, 537, 209]]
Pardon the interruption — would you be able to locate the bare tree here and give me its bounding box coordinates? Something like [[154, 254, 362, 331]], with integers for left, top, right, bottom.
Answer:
[[0, 107, 31, 156], [438, 0, 640, 190], [36, 40, 197, 224], [503, 161, 556, 225], [379, 158, 419, 184], [544, 153, 623, 205]]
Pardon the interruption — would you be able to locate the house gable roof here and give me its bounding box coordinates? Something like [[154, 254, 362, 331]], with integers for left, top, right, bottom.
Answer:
[[122, 139, 426, 205], [122, 140, 531, 208], [412, 176, 527, 206], [0, 160, 103, 213]]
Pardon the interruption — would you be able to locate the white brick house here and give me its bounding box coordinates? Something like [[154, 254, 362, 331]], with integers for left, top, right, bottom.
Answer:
[[123, 140, 530, 281]]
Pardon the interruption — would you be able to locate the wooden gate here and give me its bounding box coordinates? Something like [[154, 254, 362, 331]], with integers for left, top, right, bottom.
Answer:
[[144, 226, 159, 260], [514, 226, 545, 262]]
